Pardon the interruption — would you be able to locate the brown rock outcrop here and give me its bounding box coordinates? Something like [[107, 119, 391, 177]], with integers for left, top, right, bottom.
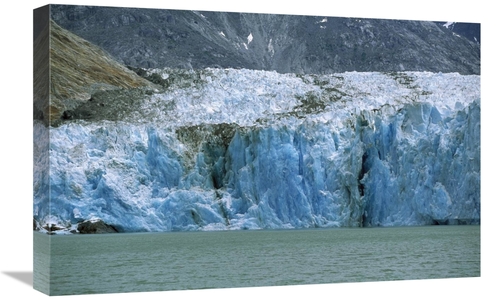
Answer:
[[35, 19, 155, 126]]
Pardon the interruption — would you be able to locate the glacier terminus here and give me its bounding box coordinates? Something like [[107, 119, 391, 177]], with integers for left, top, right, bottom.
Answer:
[[33, 68, 480, 233]]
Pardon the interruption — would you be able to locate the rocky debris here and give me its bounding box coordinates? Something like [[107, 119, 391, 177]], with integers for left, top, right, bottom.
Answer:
[[77, 220, 119, 234], [42, 223, 66, 234], [57, 87, 151, 124]]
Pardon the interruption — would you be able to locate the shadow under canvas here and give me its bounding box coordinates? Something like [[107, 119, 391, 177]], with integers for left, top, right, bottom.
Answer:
[[3, 271, 33, 287]]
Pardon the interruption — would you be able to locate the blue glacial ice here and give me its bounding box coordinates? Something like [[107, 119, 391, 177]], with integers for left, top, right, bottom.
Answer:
[[33, 69, 480, 232]]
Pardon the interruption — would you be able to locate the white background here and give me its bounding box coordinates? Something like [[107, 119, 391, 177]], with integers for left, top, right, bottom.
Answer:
[[1, 1, 497, 299]]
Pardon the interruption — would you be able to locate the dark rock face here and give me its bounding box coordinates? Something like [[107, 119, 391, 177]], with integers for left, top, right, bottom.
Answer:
[[77, 220, 119, 234], [50, 5, 480, 75], [436, 22, 481, 44]]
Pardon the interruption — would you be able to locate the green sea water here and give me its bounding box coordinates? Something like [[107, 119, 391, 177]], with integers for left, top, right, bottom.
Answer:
[[33, 225, 480, 296]]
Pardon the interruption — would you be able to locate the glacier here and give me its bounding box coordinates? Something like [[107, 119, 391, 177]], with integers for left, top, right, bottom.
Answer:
[[33, 69, 480, 233]]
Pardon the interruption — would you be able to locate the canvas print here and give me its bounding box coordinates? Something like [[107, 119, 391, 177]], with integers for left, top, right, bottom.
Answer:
[[33, 4, 480, 296]]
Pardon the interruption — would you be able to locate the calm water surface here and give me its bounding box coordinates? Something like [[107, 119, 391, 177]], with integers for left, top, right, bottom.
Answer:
[[34, 225, 480, 295]]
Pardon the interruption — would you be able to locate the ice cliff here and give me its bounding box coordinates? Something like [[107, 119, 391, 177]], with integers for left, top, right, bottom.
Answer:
[[33, 69, 480, 233]]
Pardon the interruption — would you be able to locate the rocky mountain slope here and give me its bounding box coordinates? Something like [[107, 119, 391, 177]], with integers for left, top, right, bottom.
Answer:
[[34, 19, 155, 126], [49, 5, 480, 75], [436, 22, 481, 44]]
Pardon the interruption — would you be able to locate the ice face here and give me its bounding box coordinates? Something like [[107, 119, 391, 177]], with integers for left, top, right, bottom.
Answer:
[[33, 69, 480, 232]]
